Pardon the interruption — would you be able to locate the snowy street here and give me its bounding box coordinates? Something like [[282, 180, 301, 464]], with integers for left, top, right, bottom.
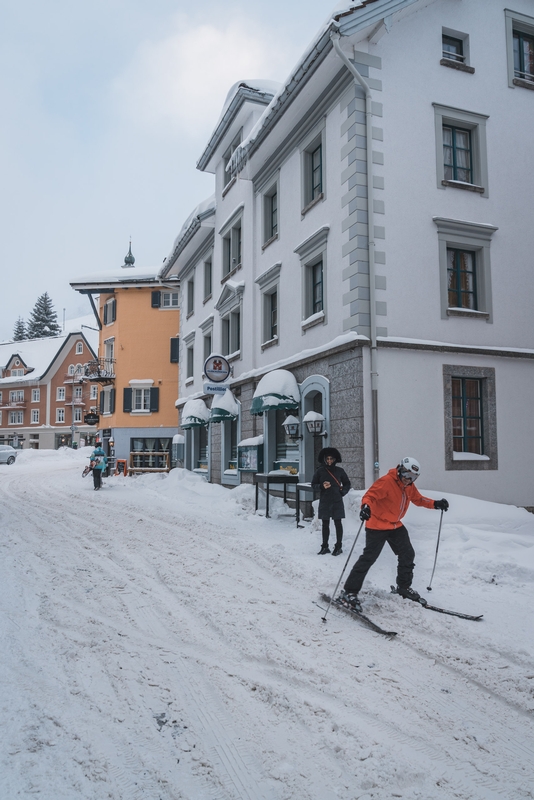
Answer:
[[1, 449, 533, 800]]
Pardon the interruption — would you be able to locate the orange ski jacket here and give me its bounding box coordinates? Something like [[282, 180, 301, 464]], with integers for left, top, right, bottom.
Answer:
[[362, 468, 435, 530]]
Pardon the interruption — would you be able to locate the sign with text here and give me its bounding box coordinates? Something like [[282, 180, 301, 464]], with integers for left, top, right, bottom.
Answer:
[[203, 382, 229, 395], [204, 354, 231, 383]]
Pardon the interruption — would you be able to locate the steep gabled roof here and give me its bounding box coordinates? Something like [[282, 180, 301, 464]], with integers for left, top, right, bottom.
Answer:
[[0, 333, 96, 385]]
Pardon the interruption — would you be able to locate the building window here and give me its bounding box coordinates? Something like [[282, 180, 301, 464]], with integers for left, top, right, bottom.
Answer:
[[90, 385, 98, 400], [433, 217, 497, 321], [263, 184, 278, 245], [162, 291, 179, 308], [264, 290, 278, 343], [134, 388, 151, 411], [56, 408, 65, 423], [10, 390, 24, 402], [204, 259, 212, 300], [74, 407, 82, 423], [433, 104, 489, 194], [443, 126, 472, 184], [505, 9, 534, 89], [221, 310, 240, 356], [57, 387, 66, 401], [223, 130, 242, 187], [186, 345, 194, 379], [204, 333, 212, 363], [103, 297, 116, 325], [294, 226, 329, 328], [442, 34, 464, 62], [222, 222, 242, 277], [9, 411, 23, 425], [74, 386, 83, 399], [310, 260, 323, 315], [11, 369, 24, 377], [443, 365, 497, 471], [447, 248, 477, 310], [68, 364, 75, 376], [99, 387, 115, 415], [76, 342, 83, 355], [130, 437, 171, 470], [440, 30, 474, 73], [302, 128, 325, 212], [32, 389, 40, 402], [187, 278, 194, 316]]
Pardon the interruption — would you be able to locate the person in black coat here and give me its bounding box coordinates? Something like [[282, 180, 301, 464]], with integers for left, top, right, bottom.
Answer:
[[311, 447, 351, 556]]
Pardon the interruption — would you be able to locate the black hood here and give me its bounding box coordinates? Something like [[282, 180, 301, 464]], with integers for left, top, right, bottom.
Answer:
[[318, 447, 342, 464]]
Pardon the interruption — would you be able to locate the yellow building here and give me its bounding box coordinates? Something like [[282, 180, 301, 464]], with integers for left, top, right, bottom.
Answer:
[[71, 255, 179, 473]]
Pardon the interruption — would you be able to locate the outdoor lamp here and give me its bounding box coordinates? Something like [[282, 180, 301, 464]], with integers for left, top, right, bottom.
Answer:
[[282, 415, 302, 439], [303, 411, 327, 437]]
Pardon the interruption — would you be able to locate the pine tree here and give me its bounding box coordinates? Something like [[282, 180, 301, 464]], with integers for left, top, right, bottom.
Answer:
[[26, 293, 62, 339], [13, 317, 26, 341]]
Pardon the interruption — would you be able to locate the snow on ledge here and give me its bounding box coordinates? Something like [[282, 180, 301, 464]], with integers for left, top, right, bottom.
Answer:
[[453, 452, 490, 461]]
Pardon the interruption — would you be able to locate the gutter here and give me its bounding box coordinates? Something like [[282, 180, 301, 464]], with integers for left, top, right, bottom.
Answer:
[[331, 31, 380, 481]]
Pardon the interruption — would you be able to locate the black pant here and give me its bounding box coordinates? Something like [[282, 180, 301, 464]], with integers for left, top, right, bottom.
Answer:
[[93, 468, 102, 489], [344, 525, 415, 594], [322, 519, 343, 546]]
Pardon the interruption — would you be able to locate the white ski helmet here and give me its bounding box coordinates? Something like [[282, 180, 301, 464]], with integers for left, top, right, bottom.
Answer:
[[398, 456, 421, 481]]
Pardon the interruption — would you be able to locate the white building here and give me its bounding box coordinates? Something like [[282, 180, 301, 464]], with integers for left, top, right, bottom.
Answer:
[[160, 0, 534, 507]]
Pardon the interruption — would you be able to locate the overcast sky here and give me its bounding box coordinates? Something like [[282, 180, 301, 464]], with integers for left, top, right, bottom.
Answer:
[[0, 0, 343, 341]]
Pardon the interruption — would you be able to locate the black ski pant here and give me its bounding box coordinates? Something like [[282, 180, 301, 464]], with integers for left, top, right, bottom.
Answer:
[[344, 525, 415, 594], [322, 518, 343, 547], [93, 468, 102, 489]]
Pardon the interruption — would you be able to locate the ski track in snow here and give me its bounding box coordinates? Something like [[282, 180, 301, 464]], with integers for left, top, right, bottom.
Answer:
[[0, 450, 533, 800]]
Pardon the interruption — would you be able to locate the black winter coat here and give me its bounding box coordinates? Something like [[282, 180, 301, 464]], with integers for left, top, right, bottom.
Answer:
[[311, 465, 351, 519]]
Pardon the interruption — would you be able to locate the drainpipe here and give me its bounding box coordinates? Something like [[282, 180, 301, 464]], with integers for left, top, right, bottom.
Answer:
[[331, 31, 380, 481]]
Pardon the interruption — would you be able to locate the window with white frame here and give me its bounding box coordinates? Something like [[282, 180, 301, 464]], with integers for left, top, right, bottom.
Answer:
[[441, 29, 474, 73], [222, 309, 240, 357], [56, 408, 65, 423], [134, 388, 151, 411], [256, 262, 281, 347], [263, 182, 279, 245], [204, 258, 212, 300], [57, 387, 66, 401], [162, 291, 179, 308], [505, 9, 534, 89], [433, 104, 489, 195], [11, 369, 24, 377], [74, 407, 82, 422], [10, 390, 24, 402], [223, 130, 242, 187], [103, 297, 116, 325], [222, 221, 242, 277], [443, 365, 497, 471], [76, 342, 83, 355], [9, 410, 23, 424], [31, 409, 39, 424], [294, 226, 329, 328], [187, 278, 195, 316], [100, 387, 115, 415], [90, 384, 98, 400], [433, 217, 497, 321], [74, 386, 83, 399], [32, 388, 40, 402], [301, 126, 325, 212], [68, 364, 75, 376]]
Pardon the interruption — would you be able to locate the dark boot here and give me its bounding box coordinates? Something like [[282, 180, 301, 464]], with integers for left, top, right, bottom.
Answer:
[[332, 543, 343, 556], [318, 545, 331, 555]]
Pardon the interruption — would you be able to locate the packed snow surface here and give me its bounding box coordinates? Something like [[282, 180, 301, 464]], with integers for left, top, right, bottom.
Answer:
[[1, 448, 534, 800]]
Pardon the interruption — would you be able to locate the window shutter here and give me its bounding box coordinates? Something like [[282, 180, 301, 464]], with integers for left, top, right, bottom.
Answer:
[[123, 388, 133, 413], [103, 304, 108, 325], [170, 337, 180, 363], [111, 298, 116, 322], [151, 291, 161, 308], [99, 391, 105, 413], [149, 387, 159, 412], [109, 388, 116, 414]]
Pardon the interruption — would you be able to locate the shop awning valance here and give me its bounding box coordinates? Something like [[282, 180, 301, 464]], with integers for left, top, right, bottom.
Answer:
[[210, 389, 239, 423], [181, 398, 210, 429], [250, 369, 300, 416]]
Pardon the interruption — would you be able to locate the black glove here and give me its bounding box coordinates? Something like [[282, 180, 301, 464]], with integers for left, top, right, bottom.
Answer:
[[434, 498, 449, 511], [360, 503, 371, 521]]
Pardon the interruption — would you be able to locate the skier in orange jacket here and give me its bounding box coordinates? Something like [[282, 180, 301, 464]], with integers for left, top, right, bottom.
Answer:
[[338, 457, 448, 612]]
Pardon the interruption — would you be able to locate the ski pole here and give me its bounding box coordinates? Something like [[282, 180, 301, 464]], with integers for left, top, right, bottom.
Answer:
[[426, 509, 444, 591], [321, 519, 365, 622]]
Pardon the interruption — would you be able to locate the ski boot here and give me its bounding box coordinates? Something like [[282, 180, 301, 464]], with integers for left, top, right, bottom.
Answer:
[[336, 591, 362, 613]]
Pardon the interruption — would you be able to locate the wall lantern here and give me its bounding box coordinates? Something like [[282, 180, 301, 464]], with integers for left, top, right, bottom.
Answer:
[[282, 415, 302, 440], [303, 411, 328, 438]]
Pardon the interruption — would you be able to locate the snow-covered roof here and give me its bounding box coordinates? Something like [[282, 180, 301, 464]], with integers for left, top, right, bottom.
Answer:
[[159, 194, 216, 279], [180, 398, 211, 429], [197, 81, 280, 173], [0, 332, 94, 385], [70, 269, 164, 290]]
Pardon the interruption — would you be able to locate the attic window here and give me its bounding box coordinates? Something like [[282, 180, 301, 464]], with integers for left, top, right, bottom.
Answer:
[[223, 130, 242, 187]]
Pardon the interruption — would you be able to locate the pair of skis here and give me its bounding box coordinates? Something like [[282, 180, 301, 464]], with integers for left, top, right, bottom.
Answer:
[[319, 588, 483, 637]]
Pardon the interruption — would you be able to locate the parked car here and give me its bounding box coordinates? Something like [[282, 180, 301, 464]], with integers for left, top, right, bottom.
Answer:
[[0, 445, 18, 465]]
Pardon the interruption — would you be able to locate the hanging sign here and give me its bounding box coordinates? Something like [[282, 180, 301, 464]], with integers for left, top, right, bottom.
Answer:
[[203, 382, 230, 395], [84, 413, 100, 426], [204, 354, 231, 383]]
